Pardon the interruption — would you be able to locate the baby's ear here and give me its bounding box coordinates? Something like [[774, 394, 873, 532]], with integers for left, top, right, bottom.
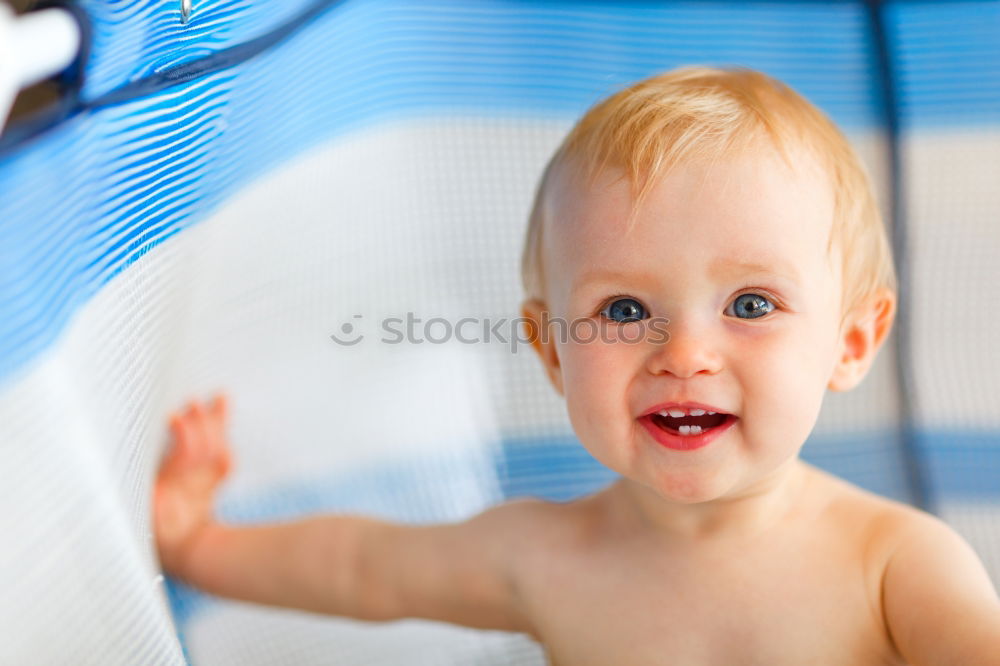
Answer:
[[521, 298, 564, 396], [828, 287, 896, 392]]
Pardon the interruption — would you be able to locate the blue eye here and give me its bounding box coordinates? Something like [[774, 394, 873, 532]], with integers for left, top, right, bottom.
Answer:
[[727, 293, 774, 319], [601, 297, 648, 323]]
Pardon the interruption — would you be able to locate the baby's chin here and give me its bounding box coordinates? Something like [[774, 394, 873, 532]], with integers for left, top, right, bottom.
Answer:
[[648, 455, 807, 507], [613, 466, 736, 507], [647, 457, 788, 502], [649, 475, 735, 505]]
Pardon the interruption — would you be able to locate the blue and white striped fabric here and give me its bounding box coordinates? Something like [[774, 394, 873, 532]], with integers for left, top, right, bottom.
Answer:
[[0, 1, 997, 663]]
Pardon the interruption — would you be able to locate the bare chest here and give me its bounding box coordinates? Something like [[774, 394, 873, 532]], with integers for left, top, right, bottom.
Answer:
[[521, 531, 905, 666]]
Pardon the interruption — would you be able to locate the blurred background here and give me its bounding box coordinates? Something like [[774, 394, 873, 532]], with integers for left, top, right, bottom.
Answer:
[[1, 1, 997, 663]]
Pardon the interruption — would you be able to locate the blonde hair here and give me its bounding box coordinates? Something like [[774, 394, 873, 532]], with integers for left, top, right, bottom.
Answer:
[[520, 65, 896, 317]]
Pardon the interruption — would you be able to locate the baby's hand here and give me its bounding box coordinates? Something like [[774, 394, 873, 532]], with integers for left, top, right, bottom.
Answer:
[[153, 394, 233, 577]]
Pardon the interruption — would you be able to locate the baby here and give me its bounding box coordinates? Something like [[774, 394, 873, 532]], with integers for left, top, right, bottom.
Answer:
[[154, 65, 1000, 665]]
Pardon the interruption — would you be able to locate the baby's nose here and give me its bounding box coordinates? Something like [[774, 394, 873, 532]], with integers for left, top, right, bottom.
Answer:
[[644, 324, 723, 378]]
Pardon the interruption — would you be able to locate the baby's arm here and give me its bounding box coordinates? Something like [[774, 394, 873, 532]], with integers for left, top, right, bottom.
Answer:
[[153, 396, 538, 636], [882, 511, 1000, 665]]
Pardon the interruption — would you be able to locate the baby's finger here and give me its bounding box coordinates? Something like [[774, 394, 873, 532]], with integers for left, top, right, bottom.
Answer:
[[210, 393, 228, 422], [199, 398, 230, 476], [161, 412, 185, 467], [188, 401, 211, 465], [160, 411, 196, 478], [208, 395, 228, 453], [175, 407, 202, 465], [216, 444, 233, 478], [199, 396, 225, 467]]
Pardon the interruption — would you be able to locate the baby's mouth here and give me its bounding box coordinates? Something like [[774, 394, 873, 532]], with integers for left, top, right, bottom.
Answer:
[[649, 409, 732, 436]]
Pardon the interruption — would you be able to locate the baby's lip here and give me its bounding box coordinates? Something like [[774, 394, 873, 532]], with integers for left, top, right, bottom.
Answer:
[[640, 401, 734, 418]]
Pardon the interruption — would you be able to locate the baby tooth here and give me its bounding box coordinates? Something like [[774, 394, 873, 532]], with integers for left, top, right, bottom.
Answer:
[[678, 425, 691, 435], [689, 409, 705, 416], [689, 425, 703, 435], [668, 409, 686, 418], [706, 411, 716, 415]]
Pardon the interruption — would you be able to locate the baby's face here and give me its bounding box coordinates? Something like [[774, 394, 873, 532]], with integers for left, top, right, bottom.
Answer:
[[537, 146, 845, 504]]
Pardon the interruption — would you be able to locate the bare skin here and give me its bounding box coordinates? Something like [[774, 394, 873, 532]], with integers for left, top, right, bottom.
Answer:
[[511, 461, 911, 665]]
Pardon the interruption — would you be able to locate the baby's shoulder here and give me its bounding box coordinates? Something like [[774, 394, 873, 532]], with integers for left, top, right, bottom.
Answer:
[[805, 463, 949, 560]]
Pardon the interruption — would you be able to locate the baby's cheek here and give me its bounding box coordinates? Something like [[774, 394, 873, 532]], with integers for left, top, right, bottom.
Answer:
[[751, 331, 832, 444], [561, 341, 629, 433]]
